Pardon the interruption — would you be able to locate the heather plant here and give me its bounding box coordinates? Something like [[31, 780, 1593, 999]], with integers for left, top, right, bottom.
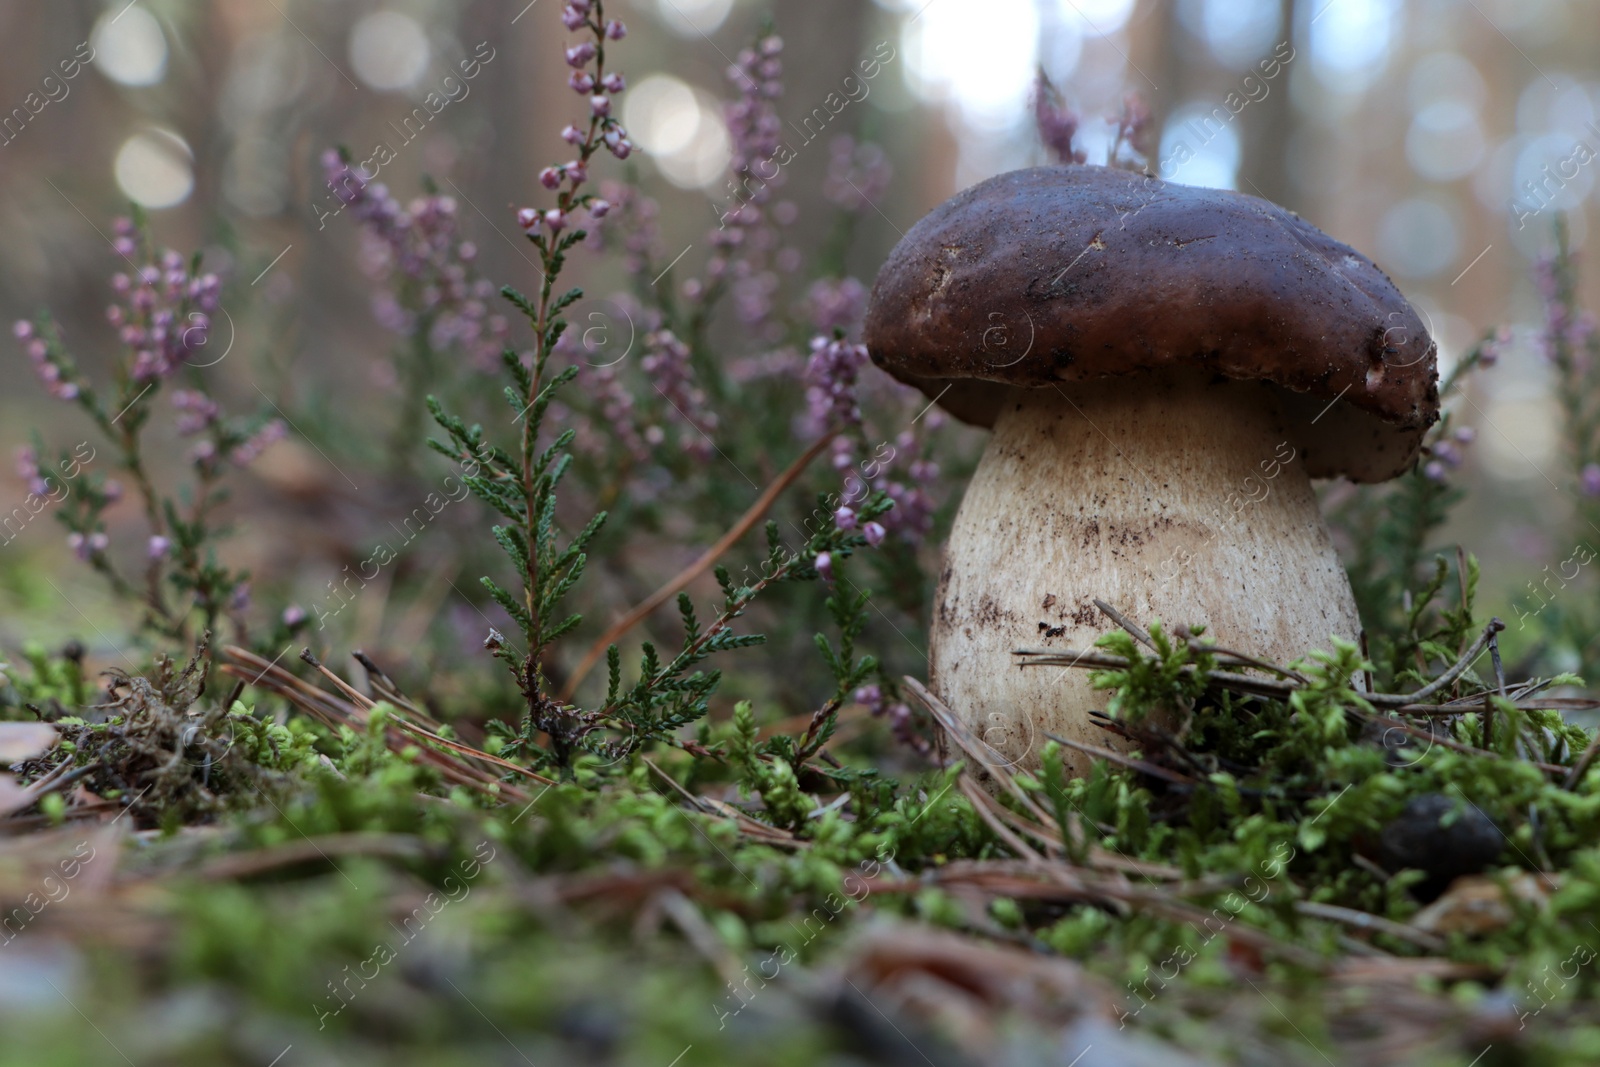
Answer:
[[420, 2, 896, 772], [1519, 219, 1600, 674], [1325, 342, 1490, 688], [318, 151, 510, 470], [12, 215, 283, 646]]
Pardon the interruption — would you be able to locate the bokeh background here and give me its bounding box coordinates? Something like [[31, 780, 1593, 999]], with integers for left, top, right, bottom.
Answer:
[[0, 0, 1594, 671]]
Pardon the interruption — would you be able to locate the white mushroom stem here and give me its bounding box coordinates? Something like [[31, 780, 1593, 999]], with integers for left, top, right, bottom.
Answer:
[[931, 370, 1362, 776]]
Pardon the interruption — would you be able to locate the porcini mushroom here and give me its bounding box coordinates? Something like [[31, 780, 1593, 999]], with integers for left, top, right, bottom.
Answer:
[[864, 166, 1438, 775]]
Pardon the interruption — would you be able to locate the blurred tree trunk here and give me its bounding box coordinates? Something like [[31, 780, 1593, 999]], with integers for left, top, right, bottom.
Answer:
[[1240, 0, 1297, 207], [1146, 0, 1299, 208]]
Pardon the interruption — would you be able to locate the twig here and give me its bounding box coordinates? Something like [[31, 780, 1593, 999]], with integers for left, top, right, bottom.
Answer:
[[642, 757, 803, 849], [959, 778, 1047, 865], [1567, 728, 1600, 790], [1044, 732, 1198, 786], [1016, 617, 1512, 710], [300, 649, 378, 714], [901, 676, 1058, 828], [561, 433, 831, 700], [1293, 901, 1448, 954], [1366, 712, 1565, 773], [221, 645, 551, 794], [796, 697, 841, 763], [1485, 621, 1506, 751], [194, 833, 431, 881], [1093, 599, 1154, 649], [1183, 638, 1309, 686], [1403, 618, 1504, 704]]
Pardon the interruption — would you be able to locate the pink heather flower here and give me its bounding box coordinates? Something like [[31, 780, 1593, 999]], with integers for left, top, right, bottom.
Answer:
[[67, 532, 89, 560], [640, 328, 717, 456], [590, 95, 611, 117], [518, 207, 541, 233], [601, 73, 625, 93], [229, 582, 251, 613], [171, 389, 221, 436], [583, 180, 657, 275], [102, 480, 123, 504], [569, 71, 595, 93], [12, 321, 31, 340], [544, 209, 567, 233], [1032, 72, 1086, 165], [1453, 426, 1477, 444], [834, 505, 857, 530], [854, 683, 927, 753], [561, 6, 587, 30], [1584, 464, 1600, 497], [562, 124, 584, 145], [230, 419, 287, 467], [566, 160, 588, 184], [1423, 460, 1447, 482], [863, 522, 886, 547], [823, 137, 892, 212], [283, 604, 308, 628], [540, 167, 562, 190], [803, 336, 870, 434], [806, 277, 868, 335], [588, 199, 611, 219], [682, 32, 798, 344], [148, 535, 171, 560], [571, 357, 650, 462], [814, 551, 833, 581], [605, 19, 626, 39], [322, 153, 508, 370], [1107, 91, 1153, 170], [1480, 326, 1510, 368], [565, 42, 596, 68], [15, 448, 49, 497]]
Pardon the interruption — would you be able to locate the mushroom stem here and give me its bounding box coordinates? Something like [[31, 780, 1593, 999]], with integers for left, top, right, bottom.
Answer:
[[930, 371, 1361, 776]]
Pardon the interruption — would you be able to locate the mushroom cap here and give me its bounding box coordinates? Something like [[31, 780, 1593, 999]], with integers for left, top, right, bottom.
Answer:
[[863, 165, 1439, 482]]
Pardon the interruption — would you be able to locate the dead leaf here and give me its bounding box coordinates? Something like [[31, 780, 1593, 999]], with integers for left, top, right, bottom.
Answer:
[[0, 723, 58, 762], [1411, 871, 1559, 936], [0, 774, 31, 817]]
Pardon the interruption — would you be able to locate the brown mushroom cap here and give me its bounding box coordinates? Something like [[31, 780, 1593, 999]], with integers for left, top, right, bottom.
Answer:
[[863, 165, 1440, 482]]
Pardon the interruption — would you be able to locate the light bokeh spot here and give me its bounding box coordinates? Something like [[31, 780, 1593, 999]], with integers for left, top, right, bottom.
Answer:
[[1376, 197, 1459, 278], [1309, 0, 1401, 91], [624, 75, 730, 189], [655, 0, 734, 37], [1159, 102, 1242, 189], [92, 6, 169, 87], [349, 11, 430, 91], [114, 128, 194, 210], [905, 0, 1038, 126], [1177, 0, 1281, 69]]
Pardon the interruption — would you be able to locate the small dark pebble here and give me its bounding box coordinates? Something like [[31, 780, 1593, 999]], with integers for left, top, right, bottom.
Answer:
[[1376, 793, 1504, 900]]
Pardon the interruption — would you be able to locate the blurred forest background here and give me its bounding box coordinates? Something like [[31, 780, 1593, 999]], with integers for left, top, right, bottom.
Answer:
[[0, 0, 1593, 676]]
